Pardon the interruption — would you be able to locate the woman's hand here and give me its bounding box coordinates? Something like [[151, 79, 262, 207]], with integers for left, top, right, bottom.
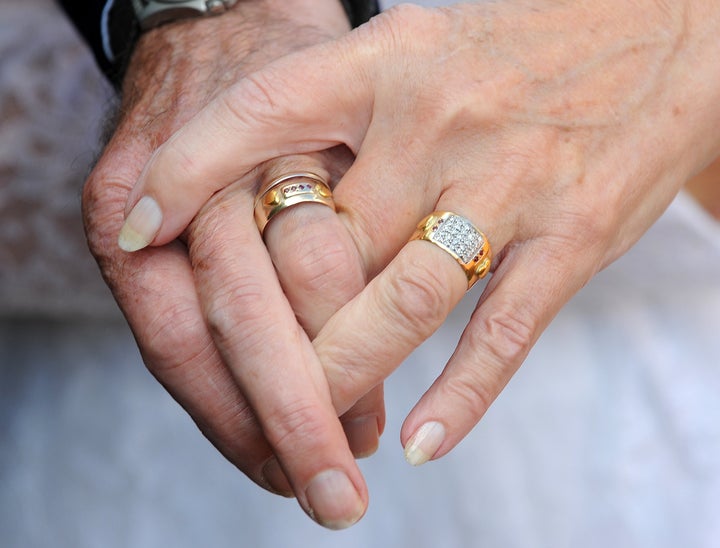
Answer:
[[123, 0, 720, 463]]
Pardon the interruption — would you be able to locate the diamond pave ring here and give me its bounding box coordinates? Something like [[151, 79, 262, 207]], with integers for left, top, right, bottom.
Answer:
[[410, 211, 492, 289]]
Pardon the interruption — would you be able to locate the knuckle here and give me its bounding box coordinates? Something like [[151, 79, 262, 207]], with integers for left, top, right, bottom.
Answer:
[[81, 171, 130, 259], [372, 4, 440, 47], [221, 71, 287, 131], [382, 258, 452, 341], [552, 207, 616, 264], [294, 241, 352, 293], [189, 201, 274, 351], [81, 172, 150, 297], [442, 370, 497, 421], [359, 4, 448, 83], [283, 224, 362, 296], [188, 193, 237, 249], [203, 277, 269, 349], [580, 211, 617, 248], [238, 71, 280, 111], [139, 298, 211, 370], [324, 357, 368, 414], [195, 399, 257, 450], [475, 305, 536, 367], [438, 310, 535, 421], [366, 4, 473, 129], [262, 398, 329, 455], [161, 137, 203, 189]]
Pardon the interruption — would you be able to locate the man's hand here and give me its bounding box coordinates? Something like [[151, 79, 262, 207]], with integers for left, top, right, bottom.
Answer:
[[82, 0, 380, 529]]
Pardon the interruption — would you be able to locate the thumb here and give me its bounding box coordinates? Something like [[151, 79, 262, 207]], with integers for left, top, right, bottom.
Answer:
[[117, 37, 374, 252]]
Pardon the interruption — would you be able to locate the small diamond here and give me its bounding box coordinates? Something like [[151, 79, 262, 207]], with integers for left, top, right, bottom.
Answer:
[[432, 214, 483, 263]]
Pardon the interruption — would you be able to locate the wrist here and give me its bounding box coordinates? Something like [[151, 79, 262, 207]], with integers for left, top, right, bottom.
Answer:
[[121, 0, 350, 97], [106, 0, 357, 89], [116, 0, 349, 133]]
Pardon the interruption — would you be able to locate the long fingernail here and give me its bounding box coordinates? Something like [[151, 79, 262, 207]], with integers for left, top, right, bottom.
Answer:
[[261, 457, 294, 497], [305, 470, 365, 530], [343, 416, 380, 458], [118, 196, 162, 252], [404, 421, 445, 466]]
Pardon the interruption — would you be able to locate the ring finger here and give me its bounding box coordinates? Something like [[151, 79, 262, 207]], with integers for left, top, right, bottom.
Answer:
[[259, 150, 386, 460]]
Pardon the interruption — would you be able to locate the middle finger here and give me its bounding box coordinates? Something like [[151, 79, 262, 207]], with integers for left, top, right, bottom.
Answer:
[[259, 151, 386, 459], [187, 177, 367, 530]]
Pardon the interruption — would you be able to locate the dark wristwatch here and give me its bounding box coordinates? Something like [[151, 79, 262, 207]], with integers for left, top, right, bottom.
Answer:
[[132, 0, 239, 31], [96, 0, 243, 88]]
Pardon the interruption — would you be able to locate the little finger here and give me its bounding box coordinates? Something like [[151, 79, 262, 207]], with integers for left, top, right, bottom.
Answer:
[[401, 240, 597, 465]]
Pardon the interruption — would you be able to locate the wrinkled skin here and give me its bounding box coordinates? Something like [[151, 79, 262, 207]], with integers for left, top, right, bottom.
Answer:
[[83, 0, 385, 530], [89, 0, 720, 530]]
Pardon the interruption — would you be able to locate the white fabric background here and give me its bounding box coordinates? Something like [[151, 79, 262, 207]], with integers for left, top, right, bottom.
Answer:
[[1, 1, 719, 547]]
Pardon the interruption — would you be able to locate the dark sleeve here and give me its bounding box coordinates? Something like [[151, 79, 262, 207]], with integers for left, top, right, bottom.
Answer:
[[340, 0, 380, 28], [56, 0, 136, 85], [56, 0, 380, 89]]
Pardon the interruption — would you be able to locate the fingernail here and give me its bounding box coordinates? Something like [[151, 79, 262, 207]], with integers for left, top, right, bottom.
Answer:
[[261, 457, 294, 498], [343, 416, 380, 458], [404, 421, 445, 466], [305, 470, 365, 530], [118, 196, 162, 252]]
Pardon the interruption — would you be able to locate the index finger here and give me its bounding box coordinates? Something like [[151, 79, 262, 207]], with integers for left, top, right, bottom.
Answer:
[[118, 39, 374, 251]]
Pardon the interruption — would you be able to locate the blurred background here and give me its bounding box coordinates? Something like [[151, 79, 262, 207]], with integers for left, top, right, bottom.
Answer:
[[0, 0, 115, 316], [2, 1, 719, 547]]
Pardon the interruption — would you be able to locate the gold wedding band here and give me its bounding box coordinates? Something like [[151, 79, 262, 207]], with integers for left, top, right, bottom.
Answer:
[[254, 172, 335, 234], [410, 211, 492, 289]]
